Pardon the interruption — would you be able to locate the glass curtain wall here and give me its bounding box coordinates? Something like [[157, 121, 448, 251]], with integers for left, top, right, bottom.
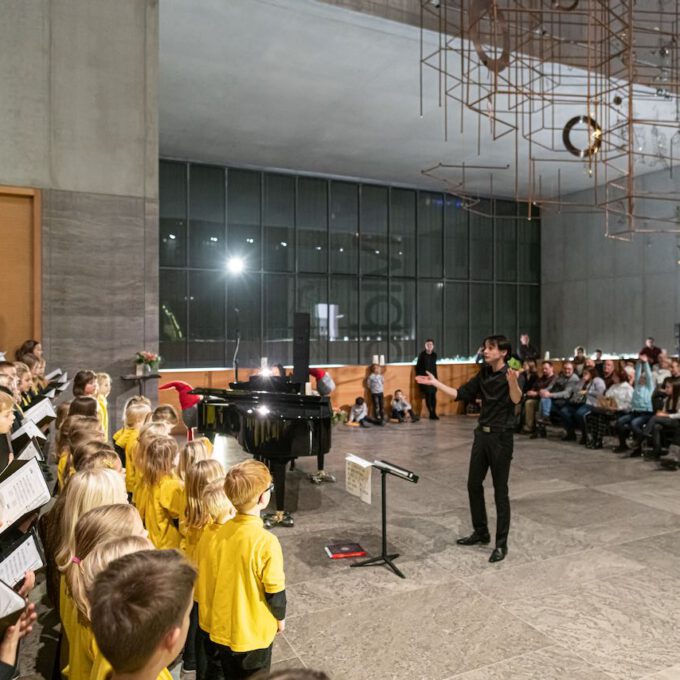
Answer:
[[160, 160, 541, 368]]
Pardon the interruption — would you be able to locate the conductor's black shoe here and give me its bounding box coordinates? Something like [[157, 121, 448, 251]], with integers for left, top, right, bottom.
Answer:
[[457, 532, 491, 546], [561, 431, 576, 441], [613, 445, 629, 453], [623, 447, 641, 458], [489, 546, 508, 563], [429, 414, 440, 420]]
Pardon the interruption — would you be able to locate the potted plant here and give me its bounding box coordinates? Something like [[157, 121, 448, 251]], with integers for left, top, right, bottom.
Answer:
[[135, 351, 161, 376]]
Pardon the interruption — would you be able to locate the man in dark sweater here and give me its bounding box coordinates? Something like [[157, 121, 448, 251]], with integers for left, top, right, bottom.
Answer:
[[518, 333, 539, 362], [417, 335, 522, 563], [415, 339, 439, 419]]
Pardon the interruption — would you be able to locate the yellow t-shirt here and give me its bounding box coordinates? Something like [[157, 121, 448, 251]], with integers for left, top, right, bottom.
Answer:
[[145, 476, 183, 549], [90, 649, 172, 680], [113, 427, 140, 495], [96, 395, 109, 439], [180, 523, 203, 565], [57, 451, 70, 492], [69, 617, 97, 680], [195, 521, 222, 632], [207, 514, 285, 652], [59, 576, 76, 676]]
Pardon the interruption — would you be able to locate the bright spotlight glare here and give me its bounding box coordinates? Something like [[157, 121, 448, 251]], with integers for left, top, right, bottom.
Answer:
[[226, 257, 245, 275]]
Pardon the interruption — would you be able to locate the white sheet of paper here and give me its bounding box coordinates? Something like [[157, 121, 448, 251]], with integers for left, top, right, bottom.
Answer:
[[345, 454, 372, 505], [44, 369, 62, 381], [0, 534, 43, 588], [11, 421, 46, 443], [17, 440, 43, 462], [43, 389, 56, 400], [57, 372, 68, 384], [0, 580, 24, 619], [56, 380, 70, 393], [21, 399, 56, 427], [0, 459, 50, 532]]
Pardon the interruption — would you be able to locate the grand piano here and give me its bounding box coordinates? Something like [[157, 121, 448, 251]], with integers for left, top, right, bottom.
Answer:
[[193, 374, 332, 527]]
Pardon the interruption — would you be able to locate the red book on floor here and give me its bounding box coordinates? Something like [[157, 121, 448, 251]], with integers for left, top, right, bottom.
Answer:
[[324, 542, 367, 559]]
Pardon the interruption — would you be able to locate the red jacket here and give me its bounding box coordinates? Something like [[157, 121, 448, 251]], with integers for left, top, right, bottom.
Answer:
[[159, 381, 201, 410]]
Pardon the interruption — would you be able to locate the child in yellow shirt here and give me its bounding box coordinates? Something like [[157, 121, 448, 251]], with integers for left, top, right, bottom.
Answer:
[[90, 550, 196, 680], [95, 372, 111, 439], [112, 398, 152, 496]]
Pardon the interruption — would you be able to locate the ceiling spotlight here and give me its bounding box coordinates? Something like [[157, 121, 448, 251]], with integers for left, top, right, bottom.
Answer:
[[226, 257, 245, 275]]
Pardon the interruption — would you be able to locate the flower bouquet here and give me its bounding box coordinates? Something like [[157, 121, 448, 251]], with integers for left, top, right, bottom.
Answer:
[[331, 407, 348, 426], [135, 351, 161, 376]]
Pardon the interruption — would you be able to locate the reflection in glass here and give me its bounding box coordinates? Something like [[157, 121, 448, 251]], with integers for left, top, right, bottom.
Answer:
[[189, 165, 225, 268], [297, 276, 328, 364], [189, 271, 225, 342], [495, 200, 517, 282], [495, 284, 517, 341], [390, 189, 416, 276], [298, 178, 328, 273], [228, 169, 261, 271], [330, 182, 358, 274], [470, 283, 493, 350], [470, 200, 494, 280], [329, 276, 359, 364], [226, 273, 261, 368], [360, 277, 388, 364], [160, 269, 187, 367], [264, 174, 295, 272], [445, 282, 468, 357], [264, 275, 295, 365], [445, 198, 468, 279], [360, 186, 388, 276], [160, 162, 187, 267], [389, 279, 415, 361], [518, 214, 540, 283], [519, 285, 540, 346], [418, 192, 443, 277], [417, 280, 443, 350]]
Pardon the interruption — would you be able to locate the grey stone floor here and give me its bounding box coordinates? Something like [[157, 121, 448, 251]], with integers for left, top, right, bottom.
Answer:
[[20, 417, 680, 679]]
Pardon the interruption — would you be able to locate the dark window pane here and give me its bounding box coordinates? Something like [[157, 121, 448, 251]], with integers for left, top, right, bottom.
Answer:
[[518, 215, 540, 283], [263, 174, 295, 272], [495, 204, 517, 282], [445, 197, 468, 279], [417, 280, 443, 351], [469, 283, 493, 350], [189, 271, 225, 342], [263, 275, 295, 366], [389, 278, 416, 362], [519, 285, 540, 348], [298, 178, 328, 273], [360, 186, 388, 276], [329, 276, 359, 364], [495, 284, 517, 340], [159, 269, 187, 367], [297, 276, 328, 364], [226, 273, 261, 368], [470, 201, 494, 280], [390, 189, 416, 276], [445, 282, 468, 358], [189, 165, 225, 268], [417, 192, 443, 277], [160, 161, 187, 267], [330, 181, 358, 274], [360, 277, 388, 364], [188, 341, 225, 368], [228, 169, 261, 271]]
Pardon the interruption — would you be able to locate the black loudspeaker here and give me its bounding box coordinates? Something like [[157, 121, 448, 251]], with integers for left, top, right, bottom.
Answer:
[[292, 312, 311, 386]]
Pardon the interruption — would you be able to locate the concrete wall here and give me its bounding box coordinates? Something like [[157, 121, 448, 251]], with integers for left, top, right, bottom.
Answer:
[[0, 0, 159, 429], [541, 173, 680, 358]]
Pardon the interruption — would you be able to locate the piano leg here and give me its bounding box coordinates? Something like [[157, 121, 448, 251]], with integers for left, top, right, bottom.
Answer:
[[263, 459, 294, 529]]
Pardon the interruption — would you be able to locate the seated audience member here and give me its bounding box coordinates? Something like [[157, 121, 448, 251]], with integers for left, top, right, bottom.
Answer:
[[615, 355, 654, 455], [390, 389, 419, 423], [518, 333, 539, 362], [593, 350, 604, 378], [205, 460, 286, 679], [535, 361, 581, 437], [348, 397, 369, 427], [20, 353, 46, 396], [601, 359, 617, 389], [89, 550, 197, 680], [641, 379, 680, 459], [522, 361, 556, 435], [584, 369, 634, 449], [639, 336, 662, 365], [14, 339, 42, 361], [514, 359, 537, 432], [557, 366, 605, 444], [572, 347, 586, 376], [653, 354, 672, 388]]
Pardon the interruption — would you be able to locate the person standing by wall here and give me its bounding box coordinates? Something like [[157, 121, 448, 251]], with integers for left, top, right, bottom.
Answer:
[[415, 339, 439, 420]]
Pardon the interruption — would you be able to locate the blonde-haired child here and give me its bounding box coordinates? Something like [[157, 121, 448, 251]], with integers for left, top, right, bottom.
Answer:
[[130, 423, 172, 516], [64, 505, 148, 679], [72, 441, 122, 475], [142, 435, 183, 549], [203, 460, 285, 678], [149, 404, 180, 429], [57, 415, 105, 492], [193, 478, 235, 677], [177, 437, 212, 482], [95, 372, 111, 439], [14, 361, 33, 409], [0, 391, 16, 435], [112, 398, 152, 496]]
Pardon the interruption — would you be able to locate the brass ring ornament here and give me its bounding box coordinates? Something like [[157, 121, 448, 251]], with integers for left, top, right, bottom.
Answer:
[[468, 1, 511, 74], [562, 115, 603, 158], [552, 0, 579, 9]]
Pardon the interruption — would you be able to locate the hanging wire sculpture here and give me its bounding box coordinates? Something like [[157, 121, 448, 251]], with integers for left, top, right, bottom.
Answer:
[[419, 0, 680, 238]]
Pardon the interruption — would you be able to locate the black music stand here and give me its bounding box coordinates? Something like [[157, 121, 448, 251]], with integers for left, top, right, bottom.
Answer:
[[351, 459, 418, 579]]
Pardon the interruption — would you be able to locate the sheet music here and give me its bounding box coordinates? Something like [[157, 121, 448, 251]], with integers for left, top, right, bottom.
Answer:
[[345, 454, 372, 505], [57, 372, 68, 384], [0, 534, 43, 587], [21, 399, 56, 427], [56, 380, 70, 393], [0, 581, 24, 619], [44, 369, 62, 381], [0, 459, 50, 532], [17, 440, 42, 462], [11, 422, 46, 443]]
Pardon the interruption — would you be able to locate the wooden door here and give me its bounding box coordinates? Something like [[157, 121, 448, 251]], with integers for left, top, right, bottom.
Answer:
[[0, 187, 41, 361]]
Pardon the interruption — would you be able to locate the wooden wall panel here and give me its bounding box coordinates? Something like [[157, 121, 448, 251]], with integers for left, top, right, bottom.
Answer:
[[0, 187, 41, 359]]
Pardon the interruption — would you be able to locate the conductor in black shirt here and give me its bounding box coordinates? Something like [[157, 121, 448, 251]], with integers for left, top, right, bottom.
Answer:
[[416, 335, 522, 563], [415, 339, 439, 419]]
